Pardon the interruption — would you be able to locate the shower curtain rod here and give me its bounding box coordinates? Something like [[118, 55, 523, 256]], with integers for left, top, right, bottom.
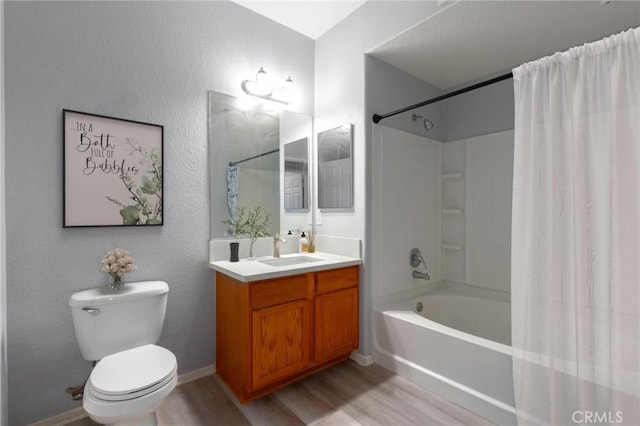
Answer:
[[372, 72, 513, 124], [229, 148, 279, 167]]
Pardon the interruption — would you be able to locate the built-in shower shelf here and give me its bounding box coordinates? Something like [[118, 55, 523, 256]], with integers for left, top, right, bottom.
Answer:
[[441, 172, 463, 180], [442, 244, 464, 251], [442, 208, 463, 215]]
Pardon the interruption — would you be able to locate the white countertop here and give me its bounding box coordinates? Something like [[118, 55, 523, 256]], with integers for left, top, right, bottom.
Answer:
[[209, 252, 361, 282]]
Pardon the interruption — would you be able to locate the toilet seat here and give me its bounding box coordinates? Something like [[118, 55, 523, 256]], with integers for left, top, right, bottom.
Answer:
[[88, 344, 177, 402]]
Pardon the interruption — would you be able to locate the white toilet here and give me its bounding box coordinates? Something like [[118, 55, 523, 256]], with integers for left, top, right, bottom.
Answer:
[[69, 281, 178, 425]]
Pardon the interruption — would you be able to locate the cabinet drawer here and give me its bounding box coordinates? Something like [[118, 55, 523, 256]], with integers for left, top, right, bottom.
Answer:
[[250, 274, 310, 309], [315, 266, 358, 294]]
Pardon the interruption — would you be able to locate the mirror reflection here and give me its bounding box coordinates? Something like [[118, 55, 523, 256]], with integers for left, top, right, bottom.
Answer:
[[208, 91, 311, 239], [283, 138, 309, 211], [317, 123, 353, 210]]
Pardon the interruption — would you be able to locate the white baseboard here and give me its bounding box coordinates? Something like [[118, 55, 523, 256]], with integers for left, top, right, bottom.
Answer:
[[350, 351, 374, 366], [30, 364, 216, 426], [177, 364, 216, 386], [29, 407, 87, 426]]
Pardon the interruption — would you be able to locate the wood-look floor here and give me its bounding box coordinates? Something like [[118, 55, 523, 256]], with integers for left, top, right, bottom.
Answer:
[[66, 361, 493, 426]]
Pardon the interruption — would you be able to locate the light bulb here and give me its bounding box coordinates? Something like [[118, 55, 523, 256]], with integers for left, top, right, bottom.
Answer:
[[255, 67, 271, 96], [282, 76, 294, 102]]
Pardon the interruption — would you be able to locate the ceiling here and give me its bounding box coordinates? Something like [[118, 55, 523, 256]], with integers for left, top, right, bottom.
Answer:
[[232, 0, 367, 39], [369, 0, 640, 89], [234, 1, 640, 89]]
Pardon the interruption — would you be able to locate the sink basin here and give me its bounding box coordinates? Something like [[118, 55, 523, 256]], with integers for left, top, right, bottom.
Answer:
[[258, 256, 324, 267]]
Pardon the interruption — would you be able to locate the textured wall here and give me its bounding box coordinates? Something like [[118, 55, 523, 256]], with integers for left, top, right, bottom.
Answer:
[[4, 1, 313, 424]]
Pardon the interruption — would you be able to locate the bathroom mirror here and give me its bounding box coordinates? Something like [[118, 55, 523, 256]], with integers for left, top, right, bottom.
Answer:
[[283, 137, 309, 211], [317, 123, 353, 210], [208, 91, 312, 239]]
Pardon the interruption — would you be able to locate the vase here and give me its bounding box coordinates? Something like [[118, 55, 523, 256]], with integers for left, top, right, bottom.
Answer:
[[248, 239, 256, 260], [230, 242, 240, 262], [106, 273, 126, 292]]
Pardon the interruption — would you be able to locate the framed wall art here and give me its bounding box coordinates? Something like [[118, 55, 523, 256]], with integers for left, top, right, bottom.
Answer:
[[63, 110, 164, 227]]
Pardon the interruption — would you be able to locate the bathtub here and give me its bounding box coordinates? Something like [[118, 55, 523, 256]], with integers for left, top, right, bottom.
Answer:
[[373, 281, 516, 425]]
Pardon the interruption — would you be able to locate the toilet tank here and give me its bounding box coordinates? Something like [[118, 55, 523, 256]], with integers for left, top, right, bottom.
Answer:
[[69, 281, 169, 361]]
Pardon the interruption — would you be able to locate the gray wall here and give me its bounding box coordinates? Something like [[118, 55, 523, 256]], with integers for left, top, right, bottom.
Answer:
[[4, 1, 313, 424], [442, 73, 514, 142], [366, 56, 514, 143], [365, 55, 444, 141], [0, 1, 7, 424]]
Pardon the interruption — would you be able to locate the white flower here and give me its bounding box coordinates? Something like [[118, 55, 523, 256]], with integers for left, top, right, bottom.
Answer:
[[101, 248, 137, 278]]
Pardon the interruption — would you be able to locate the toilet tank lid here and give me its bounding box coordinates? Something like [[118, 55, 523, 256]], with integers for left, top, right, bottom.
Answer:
[[68, 281, 169, 308]]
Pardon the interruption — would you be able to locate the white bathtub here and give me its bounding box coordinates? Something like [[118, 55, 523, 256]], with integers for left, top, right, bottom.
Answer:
[[373, 281, 516, 425]]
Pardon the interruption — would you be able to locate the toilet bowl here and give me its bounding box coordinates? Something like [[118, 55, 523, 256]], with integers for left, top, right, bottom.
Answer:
[[83, 345, 177, 425], [69, 281, 177, 426]]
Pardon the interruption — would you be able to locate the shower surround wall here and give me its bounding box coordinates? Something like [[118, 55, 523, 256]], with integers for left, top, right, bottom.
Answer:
[[442, 130, 514, 293], [377, 126, 442, 297], [373, 125, 513, 298], [367, 53, 515, 297]]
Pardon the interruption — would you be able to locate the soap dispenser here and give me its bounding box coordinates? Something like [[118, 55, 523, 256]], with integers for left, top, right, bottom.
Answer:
[[299, 232, 309, 253]]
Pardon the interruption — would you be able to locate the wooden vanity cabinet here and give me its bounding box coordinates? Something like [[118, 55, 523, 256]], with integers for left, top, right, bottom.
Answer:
[[215, 265, 359, 403], [315, 266, 359, 362], [250, 274, 313, 389]]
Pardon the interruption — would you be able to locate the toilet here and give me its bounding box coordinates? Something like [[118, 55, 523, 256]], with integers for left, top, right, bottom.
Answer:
[[69, 281, 177, 425]]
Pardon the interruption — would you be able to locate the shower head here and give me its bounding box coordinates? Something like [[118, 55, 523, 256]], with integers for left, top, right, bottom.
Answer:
[[411, 114, 434, 131]]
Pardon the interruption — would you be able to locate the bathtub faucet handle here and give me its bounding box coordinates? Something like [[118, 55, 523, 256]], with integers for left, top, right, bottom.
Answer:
[[410, 248, 426, 268], [410, 248, 430, 280]]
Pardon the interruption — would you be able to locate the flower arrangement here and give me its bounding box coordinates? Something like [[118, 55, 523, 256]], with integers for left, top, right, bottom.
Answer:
[[100, 248, 137, 290], [223, 205, 271, 259]]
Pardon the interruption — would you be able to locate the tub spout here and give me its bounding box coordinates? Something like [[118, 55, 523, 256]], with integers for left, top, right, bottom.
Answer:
[[412, 270, 430, 280]]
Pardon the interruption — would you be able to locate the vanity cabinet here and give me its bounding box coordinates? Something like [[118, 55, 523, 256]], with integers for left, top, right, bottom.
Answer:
[[315, 267, 359, 362], [250, 274, 314, 390], [216, 265, 359, 403]]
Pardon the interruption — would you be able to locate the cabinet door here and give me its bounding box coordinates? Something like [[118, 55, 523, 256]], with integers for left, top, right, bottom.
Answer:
[[315, 287, 359, 362], [252, 299, 311, 389]]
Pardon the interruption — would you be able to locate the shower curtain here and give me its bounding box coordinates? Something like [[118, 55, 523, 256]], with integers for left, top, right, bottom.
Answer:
[[511, 27, 640, 425], [226, 166, 239, 230]]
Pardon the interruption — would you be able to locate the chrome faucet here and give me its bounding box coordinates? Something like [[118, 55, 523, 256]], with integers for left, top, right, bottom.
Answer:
[[410, 248, 430, 280], [273, 234, 287, 258]]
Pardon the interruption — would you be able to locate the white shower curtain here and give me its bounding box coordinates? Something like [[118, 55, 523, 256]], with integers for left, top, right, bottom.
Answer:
[[511, 27, 640, 426]]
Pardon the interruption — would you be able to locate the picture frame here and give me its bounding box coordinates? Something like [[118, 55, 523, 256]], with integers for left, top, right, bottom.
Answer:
[[63, 109, 164, 227]]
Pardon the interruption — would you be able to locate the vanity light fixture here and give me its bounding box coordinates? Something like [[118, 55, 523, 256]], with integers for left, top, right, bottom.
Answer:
[[241, 67, 294, 105]]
